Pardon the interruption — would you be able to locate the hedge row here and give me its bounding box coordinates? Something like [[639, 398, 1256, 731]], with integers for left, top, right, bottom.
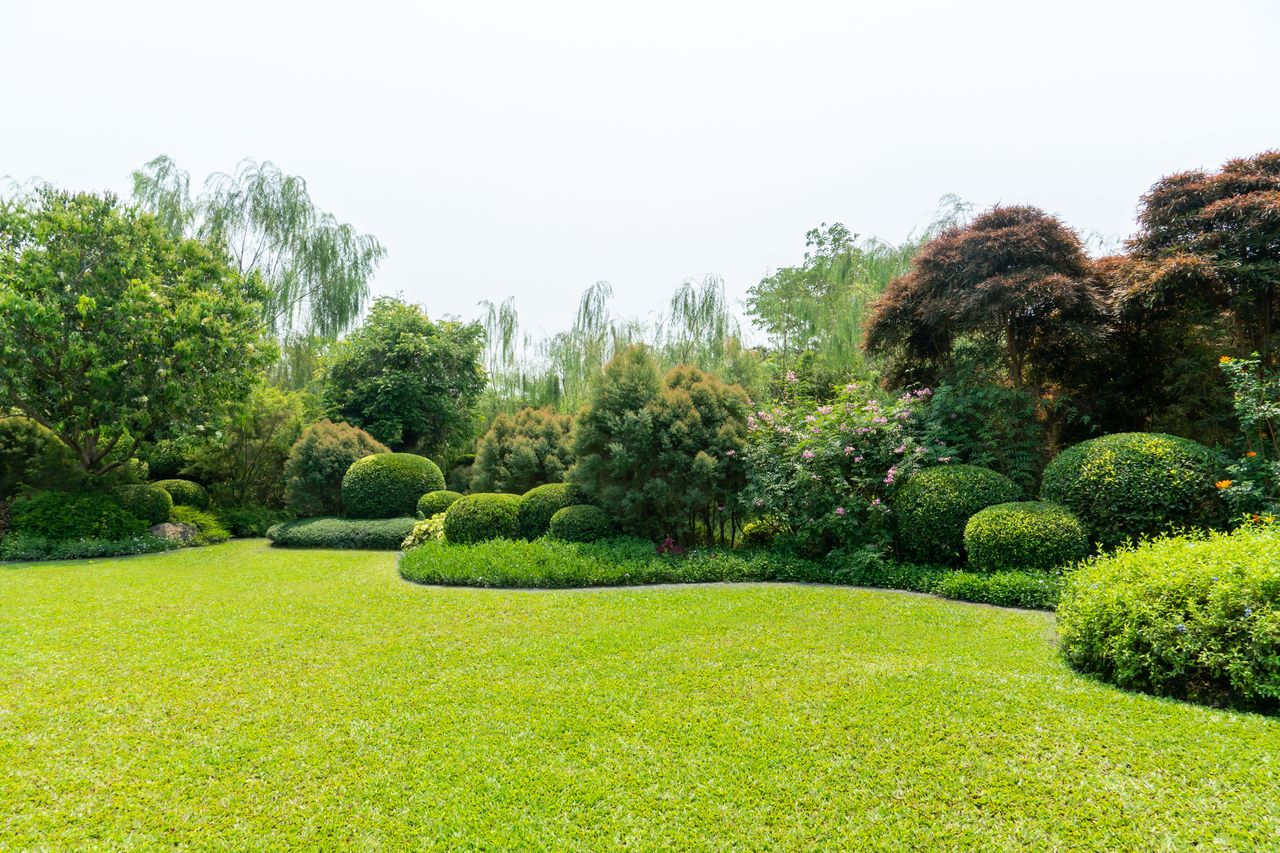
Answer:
[[266, 517, 417, 550]]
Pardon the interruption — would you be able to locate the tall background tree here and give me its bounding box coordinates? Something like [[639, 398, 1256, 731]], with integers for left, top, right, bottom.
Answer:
[[0, 189, 271, 474]]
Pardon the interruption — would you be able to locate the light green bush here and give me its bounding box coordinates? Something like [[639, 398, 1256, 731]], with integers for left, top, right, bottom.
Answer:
[[342, 453, 445, 519], [963, 501, 1088, 573], [442, 493, 521, 544]]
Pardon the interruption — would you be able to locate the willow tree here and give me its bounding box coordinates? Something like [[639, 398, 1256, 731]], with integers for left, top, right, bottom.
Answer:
[[132, 156, 385, 339]]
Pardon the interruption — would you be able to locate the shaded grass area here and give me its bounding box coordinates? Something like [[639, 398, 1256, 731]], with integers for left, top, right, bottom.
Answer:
[[2, 540, 1278, 849]]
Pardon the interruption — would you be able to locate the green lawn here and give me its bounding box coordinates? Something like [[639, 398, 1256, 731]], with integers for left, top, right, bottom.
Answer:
[[2, 541, 1277, 849]]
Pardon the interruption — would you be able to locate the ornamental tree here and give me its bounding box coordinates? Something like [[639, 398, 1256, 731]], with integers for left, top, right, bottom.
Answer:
[[471, 406, 574, 494], [0, 189, 272, 475]]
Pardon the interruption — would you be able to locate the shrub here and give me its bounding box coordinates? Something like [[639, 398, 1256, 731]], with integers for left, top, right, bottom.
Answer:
[[113, 484, 173, 526], [824, 548, 1063, 610], [0, 533, 178, 562], [472, 407, 575, 494], [0, 417, 83, 500], [152, 479, 210, 510], [446, 454, 475, 493], [418, 490, 463, 519], [963, 501, 1089, 573], [893, 465, 1022, 564], [402, 512, 447, 550], [1057, 524, 1280, 711], [1040, 432, 1226, 549], [739, 517, 782, 548], [0, 498, 9, 541], [442, 493, 521, 544], [516, 483, 583, 539], [548, 505, 612, 543], [213, 504, 292, 538], [283, 420, 389, 517], [266, 516, 417, 550], [169, 505, 230, 545], [342, 453, 445, 519], [9, 491, 146, 541]]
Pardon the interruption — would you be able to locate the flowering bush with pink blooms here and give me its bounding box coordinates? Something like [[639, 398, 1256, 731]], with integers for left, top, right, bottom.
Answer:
[[742, 381, 946, 555]]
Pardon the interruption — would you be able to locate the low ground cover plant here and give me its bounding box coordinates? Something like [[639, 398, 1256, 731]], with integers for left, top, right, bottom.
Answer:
[[267, 516, 416, 550]]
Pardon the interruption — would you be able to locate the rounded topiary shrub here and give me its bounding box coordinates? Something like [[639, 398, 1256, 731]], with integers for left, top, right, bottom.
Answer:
[[548, 504, 612, 543], [9, 491, 146, 541], [517, 483, 583, 540], [283, 420, 389, 517], [1058, 524, 1280, 711], [113, 484, 174, 526], [963, 501, 1089, 573], [342, 453, 445, 519], [893, 464, 1022, 564], [1040, 432, 1226, 549], [442, 493, 521, 544], [418, 490, 463, 519], [152, 479, 209, 510]]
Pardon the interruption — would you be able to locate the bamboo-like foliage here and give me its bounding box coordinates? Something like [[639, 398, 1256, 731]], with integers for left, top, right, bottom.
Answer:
[[132, 156, 386, 339]]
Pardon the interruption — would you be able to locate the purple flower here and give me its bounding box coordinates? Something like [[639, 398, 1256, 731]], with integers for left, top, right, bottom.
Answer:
[[873, 416, 888, 425], [818, 405, 833, 416], [835, 506, 846, 516], [1245, 608, 1253, 617], [805, 415, 816, 423], [871, 497, 882, 506], [802, 449, 815, 460]]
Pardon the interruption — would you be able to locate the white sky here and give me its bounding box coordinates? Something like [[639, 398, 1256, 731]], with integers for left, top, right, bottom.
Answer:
[[3, 0, 1278, 340]]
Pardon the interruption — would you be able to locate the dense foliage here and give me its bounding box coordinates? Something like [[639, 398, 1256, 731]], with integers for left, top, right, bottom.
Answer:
[[266, 516, 416, 550], [1040, 433, 1226, 549], [0, 417, 84, 500], [471, 406, 574, 494], [113, 484, 173, 526], [963, 501, 1088, 573], [1058, 525, 1280, 711], [442, 493, 521, 544], [516, 482, 582, 540], [571, 347, 749, 543], [322, 297, 486, 455], [892, 465, 1022, 564], [283, 420, 388, 517], [417, 490, 463, 519], [0, 189, 271, 475], [341, 452, 445, 519], [9, 491, 145, 541], [152, 479, 210, 510], [1217, 353, 1280, 517], [0, 532, 176, 562], [548, 505, 612, 543], [169, 505, 231, 545], [401, 512, 447, 550], [213, 504, 291, 538]]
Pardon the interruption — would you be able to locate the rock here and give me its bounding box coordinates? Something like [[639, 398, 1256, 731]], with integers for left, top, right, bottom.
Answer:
[[149, 522, 198, 543]]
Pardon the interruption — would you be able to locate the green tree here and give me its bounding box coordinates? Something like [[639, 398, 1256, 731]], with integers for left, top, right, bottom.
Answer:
[[283, 420, 388, 517], [471, 407, 575, 494], [322, 297, 487, 455], [0, 189, 271, 475], [132, 156, 385, 339]]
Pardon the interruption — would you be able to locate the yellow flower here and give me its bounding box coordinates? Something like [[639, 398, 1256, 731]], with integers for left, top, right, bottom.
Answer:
[[1220, 356, 1233, 364], [1215, 479, 1233, 489]]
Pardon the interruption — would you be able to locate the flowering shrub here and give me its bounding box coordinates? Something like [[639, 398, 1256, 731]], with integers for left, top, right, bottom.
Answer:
[[742, 381, 944, 555], [1218, 354, 1280, 518]]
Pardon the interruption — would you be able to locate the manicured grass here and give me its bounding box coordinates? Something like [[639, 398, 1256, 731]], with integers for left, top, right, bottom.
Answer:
[[2, 541, 1278, 849]]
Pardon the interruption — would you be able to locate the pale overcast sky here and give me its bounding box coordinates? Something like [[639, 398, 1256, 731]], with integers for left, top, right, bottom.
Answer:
[[3, 0, 1277, 339]]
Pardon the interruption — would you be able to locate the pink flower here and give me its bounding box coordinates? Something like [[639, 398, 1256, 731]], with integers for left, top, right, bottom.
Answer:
[[853, 455, 863, 463], [894, 445, 906, 454], [939, 456, 953, 463], [805, 415, 816, 423], [844, 446, 855, 456], [724, 449, 736, 457], [802, 449, 815, 459], [871, 497, 882, 506], [817, 405, 833, 415], [786, 371, 798, 384], [835, 506, 846, 516], [844, 383, 858, 393]]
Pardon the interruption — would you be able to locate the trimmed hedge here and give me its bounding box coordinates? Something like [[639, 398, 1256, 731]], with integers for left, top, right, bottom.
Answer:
[[152, 479, 210, 510], [964, 501, 1089, 573], [267, 517, 417, 550], [548, 504, 611, 543], [443, 493, 521, 544], [1, 533, 178, 562], [1058, 524, 1280, 711], [893, 465, 1022, 564], [9, 491, 146, 541], [517, 483, 581, 539], [114, 484, 173, 526], [342, 453, 446, 519], [418, 490, 463, 519], [1040, 432, 1226, 549]]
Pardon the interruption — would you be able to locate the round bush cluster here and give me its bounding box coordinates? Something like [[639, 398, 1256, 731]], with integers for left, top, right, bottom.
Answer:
[[443, 493, 521, 544], [1058, 524, 1280, 711], [418, 490, 463, 519], [516, 483, 584, 539], [1040, 432, 1226, 549], [113, 484, 174, 526], [283, 420, 389, 517], [893, 464, 1022, 564], [342, 453, 445, 519], [548, 504, 612, 543], [153, 479, 209, 510], [963, 501, 1089, 573], [9, 491, 146, 541]]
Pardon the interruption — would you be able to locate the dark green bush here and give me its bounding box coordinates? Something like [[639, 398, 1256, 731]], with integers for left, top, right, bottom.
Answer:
[[0, 417, 84, 500], [893, 465, 1022, 564], [0, 532, 178, 562], [267, 516, 417, 550], [213, 504, 292, 538], [823, 548, 1064, 610], [0, 498, 9, 541], [9, 491, 146, 541], [1058, 525, 1280, 711], [548, 504, 612, 543], [114, 484, 173, 526], [417, 490, 463, 519], [152, 479, 210, 510], [516, 483, 582, 539], [169, 505, 231, 545], [963, 501, 1088, 573], [1040, 432, 1227, 549], [342, 453, 445, 519], [442, 493, 521, 544], [283, 420, 389, 517]]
